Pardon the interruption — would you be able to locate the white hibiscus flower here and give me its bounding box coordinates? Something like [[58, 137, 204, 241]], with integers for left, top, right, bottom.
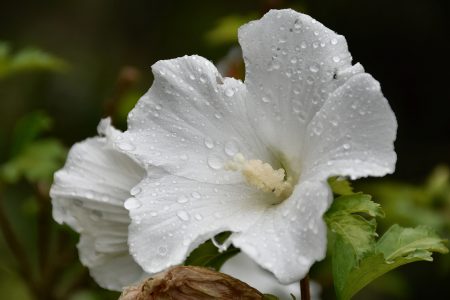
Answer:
[[117, 8, 397, 284], [50, 119, 148, 290]]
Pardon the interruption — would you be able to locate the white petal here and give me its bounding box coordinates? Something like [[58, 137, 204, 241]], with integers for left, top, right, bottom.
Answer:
[[231, 181, 332, 284], [78, 235, 147, 291], [221, 252, 322, 300], [123, 55, 270, 184], [126, 175, 270, 274], [50, 121, 147, 291], [302, 73, 397, 181], [239, 9, 357, 162]]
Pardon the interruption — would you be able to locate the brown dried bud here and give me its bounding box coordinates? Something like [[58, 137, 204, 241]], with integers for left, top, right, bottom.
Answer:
[[119, 265, 264, 300]]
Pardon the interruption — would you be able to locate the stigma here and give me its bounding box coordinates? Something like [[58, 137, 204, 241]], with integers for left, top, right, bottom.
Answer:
[[225, 153, 293, 199]]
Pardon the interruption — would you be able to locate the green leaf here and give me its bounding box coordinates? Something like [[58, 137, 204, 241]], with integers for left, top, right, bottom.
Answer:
[[0, 42, 68, 78], [184, 232, 240, 271], [204, 14, 257, 46], [0, 139, 67, 184], [9, 48, 67, 73], [325, 194, 384, 259], [376, 224, 448, 262], [333, 225, 448, 300], [10, 111, 53, 156], [328, 176, 354, 195]]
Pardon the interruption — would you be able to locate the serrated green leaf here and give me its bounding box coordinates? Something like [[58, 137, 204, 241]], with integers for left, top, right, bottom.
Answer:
[[184, 232, 240, 271], [0, 139, 67, 184], [326, 193, 384, 218], [334, 225, 448, 300], [376, 224, 448, 262], [325, 194, 384, 259], [328, 176, 354, 195]]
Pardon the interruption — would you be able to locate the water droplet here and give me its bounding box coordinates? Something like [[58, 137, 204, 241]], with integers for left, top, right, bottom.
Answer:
[[204, 137, 214, 149], [130, 186, 142, 196], [207, 154, 223, 170], [191, 191, 201, 199], [261, 96, 271, 103], [225, 88, 234, 97], [330, 38, 338, 45], [300, 41, 307, 49], [189, 74, 196, 80], [332, 56, 341, 63], [309, 63, 320, 73], [312, 122, 324, 135], [199, 74, 207, 83], [290, 58, 297, 64], [155, 104, 162, 110], [124, 197, 142, 210], [343, 143, 351, 150], [89, 210, 102, 221], [224, 140, 239, 156], [158, 246, 168, 256], [194, 214, 203, 221], [177, 210, 190, 221], [177, 195, 189, 204]]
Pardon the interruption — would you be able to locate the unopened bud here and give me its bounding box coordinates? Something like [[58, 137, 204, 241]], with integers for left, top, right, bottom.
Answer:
[[119, 265, 264, 300]]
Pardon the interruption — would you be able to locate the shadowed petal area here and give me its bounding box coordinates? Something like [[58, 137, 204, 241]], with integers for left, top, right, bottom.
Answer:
[[221, 252, 322, 300], [302, 73, 397, 181], [231, 181, 332, 284], [122, 55, 271, 184], [50, 120, 147, 291], [126, 174, 271, 274], [239, 9, 358, 163]]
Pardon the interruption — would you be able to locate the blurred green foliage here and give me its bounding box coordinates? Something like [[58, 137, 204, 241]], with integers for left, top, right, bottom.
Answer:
[[0, 42, 67, 78]]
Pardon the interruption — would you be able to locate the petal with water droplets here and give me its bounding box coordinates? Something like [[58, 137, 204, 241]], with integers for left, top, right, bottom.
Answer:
[[239, 9, 357, 160], [50, 119, 148, 291], [126, 174, 270, 274], [230, 181, 332, 284], [301, 73, 397, 181], [122, 55, 269, 184]]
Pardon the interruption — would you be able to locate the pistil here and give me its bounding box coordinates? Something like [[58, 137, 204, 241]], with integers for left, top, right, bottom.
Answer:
[[225, 153, 293, 200]]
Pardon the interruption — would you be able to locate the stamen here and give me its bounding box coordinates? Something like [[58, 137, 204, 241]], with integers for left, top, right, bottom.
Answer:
[[225, 153, 293, 199]]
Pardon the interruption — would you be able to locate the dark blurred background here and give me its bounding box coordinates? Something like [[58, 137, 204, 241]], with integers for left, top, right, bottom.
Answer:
[[0, 0, 448, 299]]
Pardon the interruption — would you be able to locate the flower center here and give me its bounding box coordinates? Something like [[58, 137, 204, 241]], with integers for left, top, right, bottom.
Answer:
[[225, 153, 294, 200]]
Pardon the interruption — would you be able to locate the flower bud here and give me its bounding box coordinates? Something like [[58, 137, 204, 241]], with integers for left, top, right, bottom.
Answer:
[[119, 265, 264, 300]]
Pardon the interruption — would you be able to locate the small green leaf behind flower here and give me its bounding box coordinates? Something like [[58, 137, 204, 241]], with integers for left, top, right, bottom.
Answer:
[[326, 194, 448, 300], [184, 232, 240, 271], [328, 176, 354, 196]]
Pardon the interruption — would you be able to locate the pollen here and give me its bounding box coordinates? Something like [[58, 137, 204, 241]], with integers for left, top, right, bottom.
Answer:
[[225, 153, 293, 199]]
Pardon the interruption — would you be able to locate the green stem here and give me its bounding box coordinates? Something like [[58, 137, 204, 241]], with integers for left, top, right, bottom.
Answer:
[[300, 274, 310, 300]]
